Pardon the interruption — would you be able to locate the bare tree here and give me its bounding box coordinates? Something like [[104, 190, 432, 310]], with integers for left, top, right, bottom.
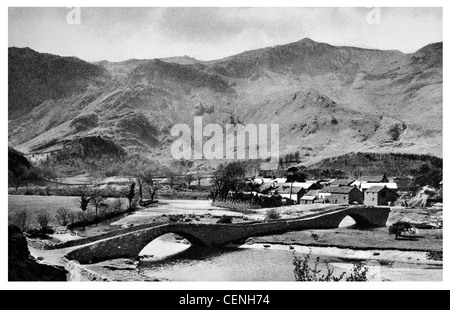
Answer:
[[135, 175, 145, 201], [90, 194, 106, 217], [55, 207, 70, 226], [36, 209, 52, 230], [185, 174, 194, 189], [141, 171, 161, 203], [10, 208, 31, 232], [67, 211, 77, 226]]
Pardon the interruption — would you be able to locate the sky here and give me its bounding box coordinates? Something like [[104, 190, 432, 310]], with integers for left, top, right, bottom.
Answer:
[[8, 7, 443, 62]]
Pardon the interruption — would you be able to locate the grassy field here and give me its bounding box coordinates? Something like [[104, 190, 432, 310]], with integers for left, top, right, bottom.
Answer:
[[8, 195, 126, 228]]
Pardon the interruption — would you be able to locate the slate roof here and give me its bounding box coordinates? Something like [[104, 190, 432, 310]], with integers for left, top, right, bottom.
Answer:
[[329, 179, 355, 186], [305, 190, 320, 197], [360, 183, 398, 190], [365, 186, 394, 193], [300, 196, 317, 201], [320, 186, 357, 194], [278, 186, 305, 194]]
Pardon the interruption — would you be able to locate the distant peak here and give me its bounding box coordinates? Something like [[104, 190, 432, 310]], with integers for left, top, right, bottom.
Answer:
[[297, 38, 318, 45]]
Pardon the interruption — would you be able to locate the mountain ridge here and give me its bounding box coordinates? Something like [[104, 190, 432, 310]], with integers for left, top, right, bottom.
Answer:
[[8, 38, 442, 165]]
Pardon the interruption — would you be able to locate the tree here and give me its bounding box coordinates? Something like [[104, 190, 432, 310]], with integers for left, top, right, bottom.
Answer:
[[55, 207, 71, 226], [9, 208, 31, 232], [135, 174, 145, 201], [389, 221, 412, 240], [185, 174, 195, 189], [126, 181, 136, 209], [141, 172, 161, 203], [90, 194, 106, 217], [9, 166, 30, 190], [211, 164, 226, 200], [36, 209, 52, 231], [76, 187, 91, 212], [211, 162, 247, 200]]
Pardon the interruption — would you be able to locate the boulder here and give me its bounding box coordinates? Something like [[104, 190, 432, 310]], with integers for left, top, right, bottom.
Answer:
[[8, 225, 68, 281]]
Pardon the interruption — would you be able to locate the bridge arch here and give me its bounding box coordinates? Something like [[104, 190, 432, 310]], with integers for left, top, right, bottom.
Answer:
[[65, 225, 210, 264], [137, 232, 201, 260], [336, 213, 373, 228]]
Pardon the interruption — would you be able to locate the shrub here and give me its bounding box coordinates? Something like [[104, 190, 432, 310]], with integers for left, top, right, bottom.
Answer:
[[293, 253, 346, 282], [426, 251, 443, 261], [55, 207, 71, 226], [217, 215, 233, 224], [265, 209, 281, 220], [345, 262, 370, 282], [293, 253, 369, 282]]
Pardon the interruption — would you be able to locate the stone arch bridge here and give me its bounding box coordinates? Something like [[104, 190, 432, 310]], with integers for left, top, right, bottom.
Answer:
[[65, 207, 390, 264]]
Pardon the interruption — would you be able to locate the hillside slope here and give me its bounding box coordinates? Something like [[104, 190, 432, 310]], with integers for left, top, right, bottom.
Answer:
[[8, 39, 442, 164]]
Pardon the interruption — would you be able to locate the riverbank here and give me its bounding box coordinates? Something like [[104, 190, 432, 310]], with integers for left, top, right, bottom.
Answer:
[[247, 227, 443, 253]]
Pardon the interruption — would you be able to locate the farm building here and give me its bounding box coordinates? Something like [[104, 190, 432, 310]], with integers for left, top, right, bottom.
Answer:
[[359, 182, 398, 193], [299, 190, 320, 204], [278, 186, 307, 204], [319, 186, 363, 204], [352, 174, 391, 189], [299, 195, 317, 204], [364, 186, 397, 207]]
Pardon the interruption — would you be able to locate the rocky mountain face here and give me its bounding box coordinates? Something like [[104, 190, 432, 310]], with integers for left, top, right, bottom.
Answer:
[[8, 38, 442, 165]]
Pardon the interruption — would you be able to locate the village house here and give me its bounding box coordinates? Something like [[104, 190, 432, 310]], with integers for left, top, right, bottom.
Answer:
[[359, 182, 398, 193], [299, 190, 320, 204], [364, 186, 397, 207], [352, 174, 392, 190], [319, 185, 363, 204]]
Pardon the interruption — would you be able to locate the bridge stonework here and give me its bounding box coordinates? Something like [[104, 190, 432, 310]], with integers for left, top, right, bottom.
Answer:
[[65, 207, 390, 264]]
